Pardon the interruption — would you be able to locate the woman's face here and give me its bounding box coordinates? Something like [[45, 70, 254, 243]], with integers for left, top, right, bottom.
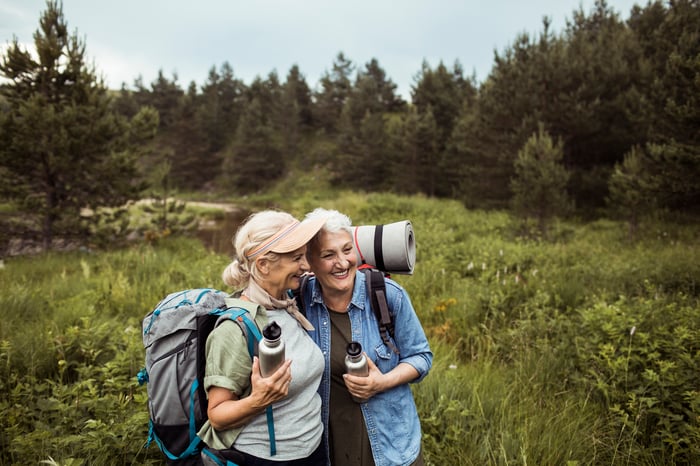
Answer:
[[309, 229, 357, 296], [259, 245, 310, 298]]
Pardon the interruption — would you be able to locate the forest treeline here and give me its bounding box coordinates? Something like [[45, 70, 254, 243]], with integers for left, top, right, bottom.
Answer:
[[1, 0, 698, 249]]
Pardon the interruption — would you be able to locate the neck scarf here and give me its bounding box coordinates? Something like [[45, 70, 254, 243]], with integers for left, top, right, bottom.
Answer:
[[243, 279, 314, 331]]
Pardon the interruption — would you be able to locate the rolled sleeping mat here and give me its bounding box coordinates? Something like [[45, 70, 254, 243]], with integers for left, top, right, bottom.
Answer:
[[352, 220, 415, 274]]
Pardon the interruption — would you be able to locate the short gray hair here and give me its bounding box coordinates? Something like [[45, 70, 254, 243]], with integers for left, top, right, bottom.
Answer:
[[305, 207, 351, 234], [305, 208, 352, 254]]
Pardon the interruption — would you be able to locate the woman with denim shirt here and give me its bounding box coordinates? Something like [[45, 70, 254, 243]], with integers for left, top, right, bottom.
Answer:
[[301, 208, 433, 466]]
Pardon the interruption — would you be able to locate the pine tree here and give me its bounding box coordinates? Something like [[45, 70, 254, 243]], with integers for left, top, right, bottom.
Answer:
[[640, 0, 700, 211], [511, 125, 572, 235], [0, 0, 156, 249], [315, 52, 355, 133], [347, 58, 405, 124], [393, 107, 440, 196], [281, 64, 314, 152], [222, 98, 284, 194], [607, 145, 652, 239]]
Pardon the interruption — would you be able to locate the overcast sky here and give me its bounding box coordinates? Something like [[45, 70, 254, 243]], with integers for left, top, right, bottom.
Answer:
[[2, 0, 641, 99]]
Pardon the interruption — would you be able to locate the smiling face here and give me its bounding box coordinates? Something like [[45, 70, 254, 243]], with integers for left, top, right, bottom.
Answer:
[[308, 229, 358, 297], [257, 245, 310, 299]]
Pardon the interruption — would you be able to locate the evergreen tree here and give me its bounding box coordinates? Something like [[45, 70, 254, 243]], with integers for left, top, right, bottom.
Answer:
[[561, 0, 648, 206], [411, 60, 477, 197], [411, 60, 474, 144], [636, 0, 700, 211], [248, 71, 285, 133], [356, 110, 389, 189], [198, 63, 246, 154], [394, 106, 440, 196], [449, 99, 514, 208], [315, 52, 355, 133], [283, 65, 314, 128], [347, 58, 405, 124], [147, 70, 184, 130], [168, 82, 212, 189], [0, 0, 156, 249], [607, 146, 652, 239], [222, 98, 284, 193], [510, 125, 572, 235]]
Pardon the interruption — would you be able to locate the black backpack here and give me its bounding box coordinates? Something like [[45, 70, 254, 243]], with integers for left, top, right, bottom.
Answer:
[[297, 266, 399, 354], [138, 289, 273, 465]]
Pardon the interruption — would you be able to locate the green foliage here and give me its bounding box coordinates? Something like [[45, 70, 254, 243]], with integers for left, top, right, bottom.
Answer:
[[3, 0, 692, 223], [0, 1, 156, 250], [1, 193, 699, 464], [222, 97, 285, 194], [0, 238, 229, 465], [575, 291, 700, 464], [511, 125, 572, 235], [607, 145, 653, 239]]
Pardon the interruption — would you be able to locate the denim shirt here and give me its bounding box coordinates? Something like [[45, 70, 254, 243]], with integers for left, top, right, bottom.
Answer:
[[302, 271, 433, 466]]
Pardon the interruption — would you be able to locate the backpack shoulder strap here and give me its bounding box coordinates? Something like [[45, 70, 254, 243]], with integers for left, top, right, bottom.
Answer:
[[361, 267, 399, 355], [290, 273, 312, 315], [211, 305, 277, 455], [213, 306, 262, 359]]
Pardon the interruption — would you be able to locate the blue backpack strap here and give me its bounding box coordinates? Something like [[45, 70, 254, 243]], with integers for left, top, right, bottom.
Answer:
[[150, 421, 202, 461], [201, 446, 242, 466], [214, 307, 262, 358]]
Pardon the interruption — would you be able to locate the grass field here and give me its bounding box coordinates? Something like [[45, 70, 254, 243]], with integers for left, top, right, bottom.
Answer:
[[1, 192, 698, 465]]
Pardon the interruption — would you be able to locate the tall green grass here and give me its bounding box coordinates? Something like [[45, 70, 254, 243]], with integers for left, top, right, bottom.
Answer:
[[1, 193, 698, 465]]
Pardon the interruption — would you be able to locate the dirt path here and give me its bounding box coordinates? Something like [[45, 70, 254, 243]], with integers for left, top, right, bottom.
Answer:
[[134, 198, 241, 213]]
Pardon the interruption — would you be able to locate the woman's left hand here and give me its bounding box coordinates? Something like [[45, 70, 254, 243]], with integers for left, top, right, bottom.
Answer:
[[343, 354, 386, 402], [343, 355, 421, 402]]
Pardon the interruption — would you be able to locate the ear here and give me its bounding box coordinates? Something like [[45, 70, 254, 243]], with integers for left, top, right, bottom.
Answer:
[[255, 257, 270, 275]]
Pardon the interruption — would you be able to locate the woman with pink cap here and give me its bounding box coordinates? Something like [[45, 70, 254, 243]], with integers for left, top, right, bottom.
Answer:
[[199, 210, 328, 466]]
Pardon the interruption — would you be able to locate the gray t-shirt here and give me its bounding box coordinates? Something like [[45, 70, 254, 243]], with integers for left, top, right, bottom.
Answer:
[[198, 303, 324, 461]]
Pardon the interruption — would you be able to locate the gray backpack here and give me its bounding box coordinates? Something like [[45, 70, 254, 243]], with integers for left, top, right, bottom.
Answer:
[[138, 289, 264, 465]]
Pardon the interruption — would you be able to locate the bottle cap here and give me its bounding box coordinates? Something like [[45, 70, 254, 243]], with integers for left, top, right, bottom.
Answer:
[[263, 321, 281, 340], [346, 341, 363, 357]]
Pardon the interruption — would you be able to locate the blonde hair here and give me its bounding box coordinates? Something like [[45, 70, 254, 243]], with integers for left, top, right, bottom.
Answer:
[[222, 210, 296, 289]]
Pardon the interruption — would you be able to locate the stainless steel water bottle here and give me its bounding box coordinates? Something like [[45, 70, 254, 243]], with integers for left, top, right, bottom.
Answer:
[[259, 321, 285, 377], [345, 341, 369, 402]]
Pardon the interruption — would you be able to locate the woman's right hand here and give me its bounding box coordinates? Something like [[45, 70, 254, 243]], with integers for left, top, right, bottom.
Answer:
[[206, 357, 293, 430], [249, 356, 293, 408]]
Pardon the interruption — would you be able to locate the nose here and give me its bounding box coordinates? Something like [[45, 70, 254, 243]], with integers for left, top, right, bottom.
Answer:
[[300, 255, 310, 272], [337, 255, 349, 268]]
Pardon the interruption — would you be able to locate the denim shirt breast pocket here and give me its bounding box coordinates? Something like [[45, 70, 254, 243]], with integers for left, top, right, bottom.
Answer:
[[372, 341, 399, 374]]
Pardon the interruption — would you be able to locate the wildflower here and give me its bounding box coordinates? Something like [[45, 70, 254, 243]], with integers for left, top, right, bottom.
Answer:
[[499, 249, 503, 256], [630, 326, 636, 336], [448, 364, 458, 370], [467, 261, 474, 270], [482, 263, 486, 270]]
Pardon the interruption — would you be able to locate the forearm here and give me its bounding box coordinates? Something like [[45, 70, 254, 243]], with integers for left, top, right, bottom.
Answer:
[[207, 389, 268, 431], [380, 362, 420, 391]]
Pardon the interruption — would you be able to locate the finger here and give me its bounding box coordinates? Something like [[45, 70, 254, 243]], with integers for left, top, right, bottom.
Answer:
[[251, 356, 262, 378], [265, 359, 293, 383]]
